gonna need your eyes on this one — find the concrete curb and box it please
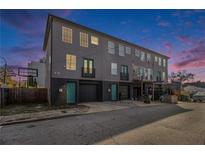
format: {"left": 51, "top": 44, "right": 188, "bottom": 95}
{"left": 0, "top": 112, "right": 86, "bottom": 126}
{"left": 0, "top": 102, "right": 166, "bottom": 126}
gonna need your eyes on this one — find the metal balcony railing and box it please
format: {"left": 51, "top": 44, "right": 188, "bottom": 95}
{"left": 81, "top": 67, "right": 95, "bottom": 78}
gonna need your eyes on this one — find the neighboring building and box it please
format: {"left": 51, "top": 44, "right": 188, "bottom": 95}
{"left": 43, "top": 14, "right": 169, "bottom": 105}
{"left": 27, "top": 58, "right": 46, "bottom": 88}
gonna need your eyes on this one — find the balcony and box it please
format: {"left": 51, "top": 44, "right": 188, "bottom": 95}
{"left": 81, "top": 67, "right": 95, "bottom": 78}
{"left": 120, "top": 72, "right": 129, "bottom": 81}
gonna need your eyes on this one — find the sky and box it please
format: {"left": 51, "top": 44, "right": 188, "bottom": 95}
{"left": 0, "top": 9, "right": 205, "bottom": 81}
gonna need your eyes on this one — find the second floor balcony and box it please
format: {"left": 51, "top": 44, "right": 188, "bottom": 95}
{"left": 81, "top": 67, "right": 95, "bottom": 78}
{"left": 120, "top": 72, "right": 129, "bottom": 81}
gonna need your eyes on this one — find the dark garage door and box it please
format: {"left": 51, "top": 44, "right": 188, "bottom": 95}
{"left": 119, "top": 85, "right": 129, "bottom": 100}
{"left": 79, "top": 84, "right": 98, "bottom": 102}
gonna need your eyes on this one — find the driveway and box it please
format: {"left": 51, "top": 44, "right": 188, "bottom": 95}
{"left": 0, "top": 102, "right": 204, "bottom": 144}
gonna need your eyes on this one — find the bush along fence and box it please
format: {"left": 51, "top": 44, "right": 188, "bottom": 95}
{"left": 0, "top": 88, "right": 48, "bottom": 108}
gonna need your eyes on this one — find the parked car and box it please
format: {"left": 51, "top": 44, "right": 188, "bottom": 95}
{"left": 192, "top": 92, "right": 205, "bottom": 102}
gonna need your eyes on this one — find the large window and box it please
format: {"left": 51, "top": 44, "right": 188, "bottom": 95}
{"left": 144, "top": 68, "right": 148, "bottom": 80}
{"left": 158, "top": 57, "right": 162, "bottom": 66}
{"left": 66, "top": 54, "right": 76, "bottom": 70}
{"left": 147, "top": 53, "right": 151, "bottom": 62}
{"left": 148, "top": 68, "right": 153, "bottom": 80}
{"left": 91, "top": 36, "right": 98, "bottom": 45}
{"left": 83, "top": 59, "right": 93, "bottom": 74}
{"left": 108, "top": 41, "right": 115, "bottom": 54}
{"left": 155, "top": 56, "right": 158, "bottom": 62}
{"left": 125, "top": 47, "right": 131, "bottom": 54}
{"left": 140, "top": 67, "right": 144, "bottom": 80}
{"left": 119, "top": 44, "right": 125, "bottom": 56}
{"left": 80, "top": 32, "right": 88, "bottom": 47}
{"left": 140, "top": 51, "right": 145, "bottom": 61}
{"left": 162, "top": 72, "right": 166, "bottom": 81}
{"left": 111, "top": 63, "right": 117, "bottom": 75}
{"left": 121, "top": 65, "right": 128, "bottom": 74}
{"left": 135, "top": 49, "right": 140, "bottom": 57}
{"left": 62, "top": 27, "right": 72, "bottom": 43}
{"left": 163, "top": 59, "right": 166, "bottom": 67}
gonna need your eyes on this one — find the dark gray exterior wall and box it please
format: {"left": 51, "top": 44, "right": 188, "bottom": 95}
{"left": 44, "top": 17, "right": 169, "bottom": 105}
{"left": 45, "top": 28, "right": 51, "bottom": 105}
{"left": 50, "top": 18, "right": 168, "bottom": 82}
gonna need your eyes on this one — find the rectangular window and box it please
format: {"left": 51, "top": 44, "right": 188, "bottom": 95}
{"left": 157, "top": 71, "right": 162, "bottom": 81}
{"left": 140, "top": 67, "right": 144, "bottom": 80}
{"left": 144, "top": 68, "right": 148, "bottom": 80}
{"left": 119, "top": 44, "right": 125, "bottom": 56}
{"left": 135, "top": 49, "right": 140, "bottom": 57}
{"left": 155, "top": 56, "right": 158, "bottom": 62}
{"left": 147, "top": 53, "right": 151, "bottom": 62}
{"left": 83, "top": 59, "right": 93, "bottom": 74}
{"left": 108, "top": 41, "right": 115, "bottom": 54}
{"left": 163, "top": 59, "right": 166, "bottom": 67}
{"left": 91, "top": 36, "right": 98, "bottom": 45}
{"left": 148, "top": 68, "right": 153, "bottom": 80}
{"left": 125, "top": 47, "right": 131, "bottom": 54}
{"left": 66, "top": 54, "right": 76, "bottom": 70}
{"left": 84, "top": 59, "right": 88, "bottom": 73}
{"left": 158, "top": 57, "right": 162, "bottom": 66}
{"left": 80, "top": 32, "right": 88, "bottom": 47}
{"left": 62, "top": 27, "right": 72, "bottom": 43}
{"left": 121, "top": 65, "right": 128, "bottom": 74}
{"left": 162, "top": 72, "right": 166, "bottom": 81}
{"left": 140, "top": 51, "right": 145, "bottom": 61}
{"left": 111, "top": 63, "right": 117, "bottom": 75}
{"left": 134, "top": 66, "right": 141, "bottom": 79}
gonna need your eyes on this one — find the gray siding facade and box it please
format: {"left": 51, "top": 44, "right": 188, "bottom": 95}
{"left": 43, "top": 15, "right": 169, "bottom": 105}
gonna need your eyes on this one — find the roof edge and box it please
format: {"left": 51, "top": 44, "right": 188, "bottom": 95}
{"left": 43, "top": 14, "right": 170, "bottom": 59}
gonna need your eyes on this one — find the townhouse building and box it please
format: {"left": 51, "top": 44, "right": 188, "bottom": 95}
{"left": 43, "top": 15, "right": 169, "bottom": 105}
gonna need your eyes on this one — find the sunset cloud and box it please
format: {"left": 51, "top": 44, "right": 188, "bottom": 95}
{"left": 174, "top": 38, "right": 205, "bottom": 69}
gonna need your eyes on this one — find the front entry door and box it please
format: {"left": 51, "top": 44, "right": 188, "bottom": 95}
{"left": 67, "top": 82, "right": 76, "bottom": 104}
{"left": 111, "top": 84, "right": 117, "bottom": 101}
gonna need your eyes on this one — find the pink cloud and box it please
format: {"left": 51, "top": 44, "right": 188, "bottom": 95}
{"left": 173, "top": 38, "right": 205, "bottom": 70}
{"left": 164, "top": 43, "right": 173, "bottom": 57}
{"left": 176, "top": 35, "right": 195, "bottom": 46}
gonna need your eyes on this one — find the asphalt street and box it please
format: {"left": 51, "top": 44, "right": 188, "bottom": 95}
{"left": 0, "top": 103, "right": 204, "bottom": 144}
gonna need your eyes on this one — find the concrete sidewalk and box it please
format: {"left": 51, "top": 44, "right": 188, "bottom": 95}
{"left": 0, "top": 101, "right": 164, "bottom": 126}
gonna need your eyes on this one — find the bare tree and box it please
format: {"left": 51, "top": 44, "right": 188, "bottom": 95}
{"left": 169, "top": 70, "right": 195, "bottom": 83}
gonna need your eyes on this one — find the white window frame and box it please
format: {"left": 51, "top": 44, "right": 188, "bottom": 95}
{"left": 119, "top": 44, "right": 125, "bottom": 56}
{"left": 158, "top": 57, "right": 162, "bottom": 66}
{"left": 125, "top": 46, "right": 131, "bottom": 54}
{"left": 111, "top": 63, "right": 117, "bottom": 75}
{"left": 66, "top": 54, "right": 76, "bottom": 71}
{"left": 147, "top": 53, "right": 151, "bottom": 62}
{"left": 140, "top": 51, "right": 145, "bottom": 61}
{"left": 163, "top": 59, "right": 166, "bottom": 67}
{"left": 155, "top": 56, "right": 158, "bottom": 62}
{"left": 108, "top": 41, "right": 115, "bottom": 54}
{"left": 80, "top": 32, "right": 88, "bottom": 47}
{"left": 62, "top": 26, "right": 72, "bottom": 44}
{"left": 162, "top": 72, "right": 166, "bottom": 81}
{"left": 91, "top": 36, "right": 99, "bottom": 45}
{"left": 135, "top": 49, "right": 140, "bottom": 57}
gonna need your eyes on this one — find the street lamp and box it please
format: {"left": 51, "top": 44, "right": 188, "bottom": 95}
{"left": 0, "top": 56, "right": 7, "bottom": 85}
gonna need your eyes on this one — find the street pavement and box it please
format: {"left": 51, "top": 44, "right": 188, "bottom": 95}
{"left": 0, "top": 103, "right": 204, "bottom": 144}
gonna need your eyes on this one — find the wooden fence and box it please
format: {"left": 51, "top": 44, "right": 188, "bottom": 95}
{"left": 0, "top": 88, "right": 48, "bottom": 107}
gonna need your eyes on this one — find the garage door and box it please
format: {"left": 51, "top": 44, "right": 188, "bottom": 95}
{"left": 79, "top": 84, "right": 98, "bottom": 102}
{"left": 119, "top": 85, "right": 129, "bottom": 100}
